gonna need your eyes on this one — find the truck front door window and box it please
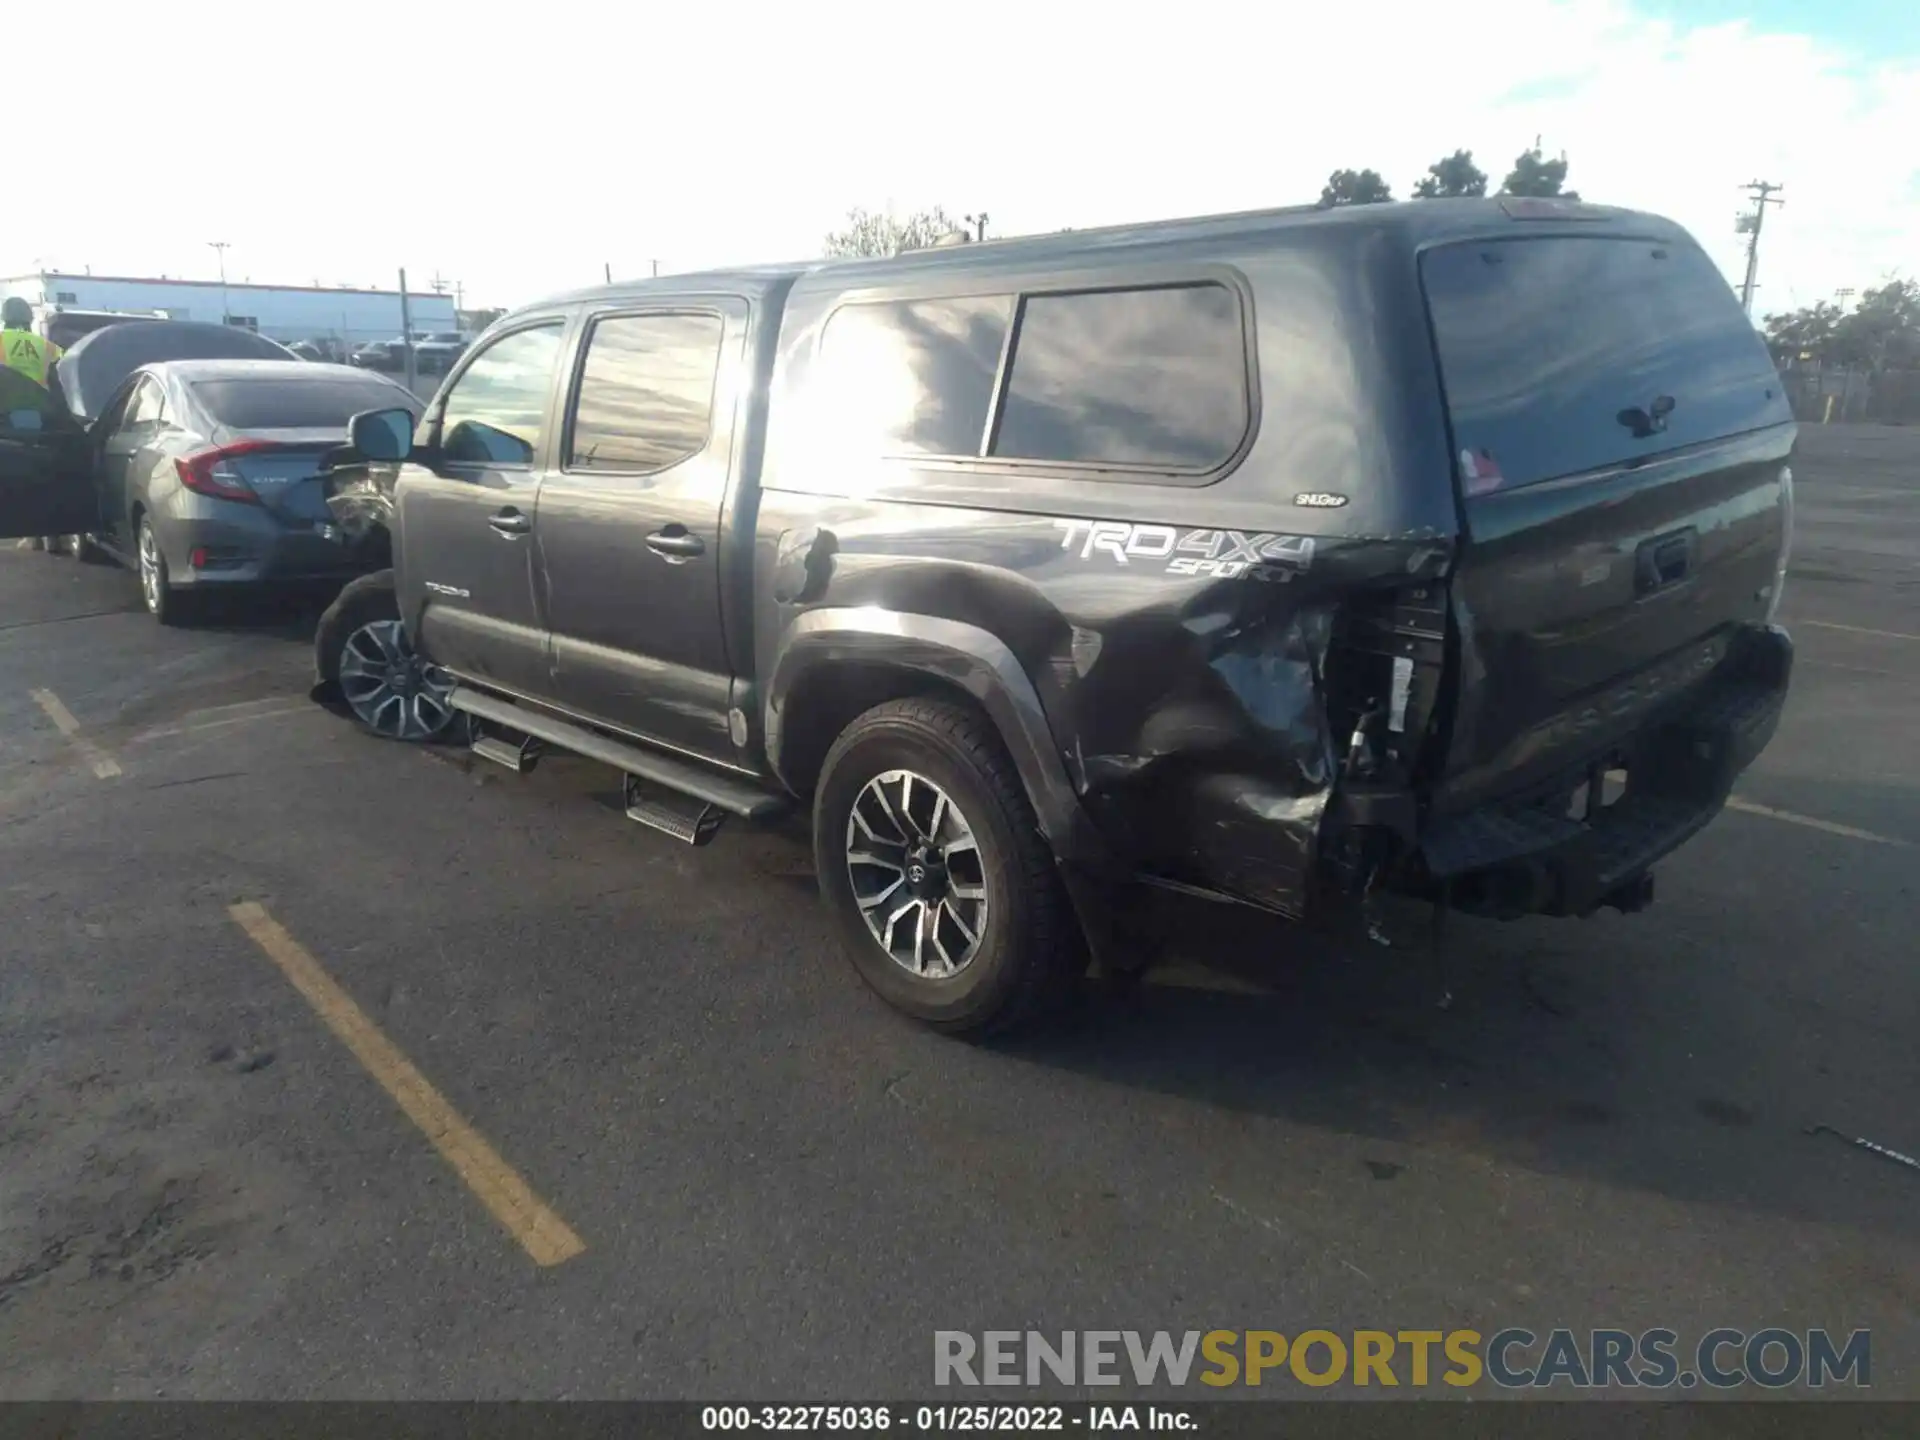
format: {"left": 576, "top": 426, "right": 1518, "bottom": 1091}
{"left": 440, "top": 325, "right": 563, "bottom": 467}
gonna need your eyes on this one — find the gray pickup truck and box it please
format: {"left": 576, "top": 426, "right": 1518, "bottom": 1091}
{"left": 301, "top": 197, "right": 1795, "bottom": 1035}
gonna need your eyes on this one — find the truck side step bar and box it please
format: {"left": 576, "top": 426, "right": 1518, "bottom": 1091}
{"left": 624, "top": 775, "right": 726, "bottom": 846}
{"left": 470, "top": 729, "right": 546, "bottom": 774}
{"left": 446, "top": 686, "right": 788, "bottom": 821}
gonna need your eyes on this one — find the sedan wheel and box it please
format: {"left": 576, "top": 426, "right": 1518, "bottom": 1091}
{"left": 337, "top": 618, "right": 455, "bottom": 741}
{"left": 135, "top": 517, "right": 186, "bottom": 624}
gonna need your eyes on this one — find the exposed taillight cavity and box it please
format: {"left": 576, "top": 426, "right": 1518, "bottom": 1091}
{"left": 175, "top": 441, "right": 275, "bottom": 504}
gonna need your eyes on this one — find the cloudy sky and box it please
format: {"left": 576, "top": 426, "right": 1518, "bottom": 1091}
{"left": 11, "top": 0, "right": 1915, "bottom": 313}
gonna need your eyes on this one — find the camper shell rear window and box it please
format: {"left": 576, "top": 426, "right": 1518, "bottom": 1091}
{"left": 1421, "top": 236, "right": 1790, "bottom": 494}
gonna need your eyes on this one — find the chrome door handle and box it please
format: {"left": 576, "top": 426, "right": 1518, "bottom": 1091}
{"left": 488, "top": 509, "right": 532, "bottom": 536}
{"left": 645, "top": 529, "right": 705, "bottom": 559}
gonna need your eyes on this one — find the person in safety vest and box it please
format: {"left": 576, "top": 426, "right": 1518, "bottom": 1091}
{"left": 3, "top": 297, "right": 70, "bottom": 552}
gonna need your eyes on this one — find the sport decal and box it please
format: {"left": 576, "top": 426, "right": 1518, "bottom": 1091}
{"left": 1053, "top": 520, "right": 1315, "bottom": 582}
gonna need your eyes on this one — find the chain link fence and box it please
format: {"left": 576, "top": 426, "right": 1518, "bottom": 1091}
{"left": 1779, "top": 362, "right": 1920, "bottom": 426}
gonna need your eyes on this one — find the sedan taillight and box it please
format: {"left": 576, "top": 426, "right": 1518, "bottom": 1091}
{"left": 175, "top": 441, "right": 276, "bottom": 504}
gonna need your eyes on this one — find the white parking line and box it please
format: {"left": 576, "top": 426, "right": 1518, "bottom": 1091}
{"left": 1726, "top": 796, "right": 1910, "bottom": 848}
{"left": 28, "top": 688, "right": 122, "bottom": 779}
{"left": 1800, "top": 619, "right": 1920, "bottom": 643}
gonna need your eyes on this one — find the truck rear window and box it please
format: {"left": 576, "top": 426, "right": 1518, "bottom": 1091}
{"left": 1421, "top": 237, "right": 1789, "bottom": 494}
{"left": 193, "top": 377, "right": 418, "bottom": 431}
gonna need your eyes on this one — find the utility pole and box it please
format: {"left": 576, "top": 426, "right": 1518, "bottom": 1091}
{"left": 652, "top": 259, "right": 660, "bottom": 278}
{"left": 208, "top": 241, "right": 231, "bottom": 324}
{"left": 1834, "top": 287, "right": 1855, "bottom": 309}
{"left": 966, "top": 212, "right": 989, "bottom": 243}
{"left": 605, "top": 262, "right": 612, "bottom": 284}
{"left": 397, "top": 268, "right": 418, "bottom": 396}
{"left": 1735, "top": 181, "right": 1783, "bottom": 315}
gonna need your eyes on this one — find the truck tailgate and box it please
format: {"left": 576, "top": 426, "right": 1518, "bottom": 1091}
{"left": 1419, "top": 231, "right": 1796, "bottom": 818}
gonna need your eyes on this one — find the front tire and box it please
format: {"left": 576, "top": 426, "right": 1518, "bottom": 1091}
{"left": 314, "top": 571, "right": 456, "bottom": 742}
{"left": 813, "top": 697, "right": 1084, "bottom": 1036}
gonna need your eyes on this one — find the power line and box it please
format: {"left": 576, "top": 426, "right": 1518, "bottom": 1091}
{"left": 1734, "top": 180, "right": 1783, "bottom": 315}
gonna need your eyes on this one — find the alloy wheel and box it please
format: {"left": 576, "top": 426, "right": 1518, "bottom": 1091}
{"left": 137, "top": 522, "right": 162, "bottom": 613}
{"left": 338, "top": 618, "right": 455, "bottom": 740}
{"left": 844, "top": 769, "right": 988, "bottom": 979}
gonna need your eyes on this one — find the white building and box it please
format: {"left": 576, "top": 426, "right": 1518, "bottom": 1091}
{"left": 0, "top": 272, "right": 459, "bottom": 348}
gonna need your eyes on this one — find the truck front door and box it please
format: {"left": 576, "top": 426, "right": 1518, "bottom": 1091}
{"left": 393, "top": 320, "right": 568, "bottom": 698}
{"left": 535, "top": 302, "right": 743, "bottom": 763}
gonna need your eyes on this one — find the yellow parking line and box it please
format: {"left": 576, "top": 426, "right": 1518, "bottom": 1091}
{"left": 29, "top": 688, "right": 122, "bottom": 779}
{"left": 1726, "top": 796, "right": 1911, "bottom": 848}
{"left": 227, "top": 901, "right": 586, "bottom": 1267}
{"left": 1800, "top": 619, "right": 1920, "bottom": 643}
{"left": 130, "top": 702, "right": 311, "bottom": 745}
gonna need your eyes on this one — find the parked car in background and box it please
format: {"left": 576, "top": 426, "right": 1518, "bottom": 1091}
{"left": 284, "top": 340, "right": 324, "bottom": 361}
{"left": 0, "top": 319, "right": 420, "bottom": 623}
{"left": 413, "top": 336, "right": 467, "bottom": 374}
{"left": 349, "top": 340, "right": 406, "bottom": 372}
{"left": 304, "top": 197, "right": 1795, "bottom": 1035}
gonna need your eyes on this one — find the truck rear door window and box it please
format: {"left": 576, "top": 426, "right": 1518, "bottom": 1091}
{"left": 991, "top": 283, "right": 1248, "bottom": 471}
{"left": 567, "top": 312, "right": 725, "bottom": 473}
{"left": 1421, "top": 237, "right": 1788, "bottom": 493}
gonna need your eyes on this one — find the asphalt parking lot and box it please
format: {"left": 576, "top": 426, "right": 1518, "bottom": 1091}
{"left": 1, "top": 425, "right": 1915, "bottom": 1404}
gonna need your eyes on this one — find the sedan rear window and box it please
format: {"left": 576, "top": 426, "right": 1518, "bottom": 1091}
{"left": 192, "top": 377, "right": 419, "bottom": 430}
{"left": 1421, "top": 236, "right": 1789, "bottom": 494}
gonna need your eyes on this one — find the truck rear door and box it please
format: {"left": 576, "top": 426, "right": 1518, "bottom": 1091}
{"left": 1420, "top": 230, "right": 1795, "bottom": 816}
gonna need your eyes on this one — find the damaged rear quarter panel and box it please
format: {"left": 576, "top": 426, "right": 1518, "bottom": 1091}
{"left": 754, "top": 228, "right": 1461, "bottom": 916}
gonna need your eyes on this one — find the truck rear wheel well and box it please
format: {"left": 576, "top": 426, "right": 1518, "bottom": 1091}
{"left": 779, "top": 662, "right": 990, "bottom": 798}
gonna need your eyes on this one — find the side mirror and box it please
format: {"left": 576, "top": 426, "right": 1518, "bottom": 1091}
{"left": 350, "top": 407, "right": 416, "bottom": 462}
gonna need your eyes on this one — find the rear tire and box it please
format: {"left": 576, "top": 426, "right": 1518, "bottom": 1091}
{"left": 813, "top": 697, "right": 1084, "bottom": 1036}
{"left": 136, "top": 515, "right": 191, "bottom": 626}
{"left": 314, "top": 570, "right": 456, "bottom": 742}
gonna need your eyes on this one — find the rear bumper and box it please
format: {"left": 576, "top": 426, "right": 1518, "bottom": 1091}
{"left": 153, "top": 503, "right": 386, "bottom": 588}
{"left": 1416, "top": 624, "right": 1791, "bottom": 917}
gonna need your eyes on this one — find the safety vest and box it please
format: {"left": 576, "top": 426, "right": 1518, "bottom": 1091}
{"left": 2, "top": 328, "right": 61, "bottom": 387}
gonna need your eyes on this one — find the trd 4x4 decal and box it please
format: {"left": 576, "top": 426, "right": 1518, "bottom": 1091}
{"left": 1053, "top": 520, "right": 1315, "bottom": 582}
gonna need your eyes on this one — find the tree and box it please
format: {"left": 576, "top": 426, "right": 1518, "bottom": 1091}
{"left": 1413, "top": 150, "right": 1489, "bottom": 199}
{"left": 1762, "top": 301, "right": 1842, "bottom": 366}
{"left": 1500, "top": 144, "right": 1579, "bottom": 200}
{"left": 1834, "top": 280, "right": 1920, "bottom": 372}
{"left": 1762, "top": 282, "right": 1920, "bottom": 372}
{"left": 1317, "top": 168, "right": 1394, "bottom": 208}
{"left": 823, "top": 205, "right": 966, "bottom": 258}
